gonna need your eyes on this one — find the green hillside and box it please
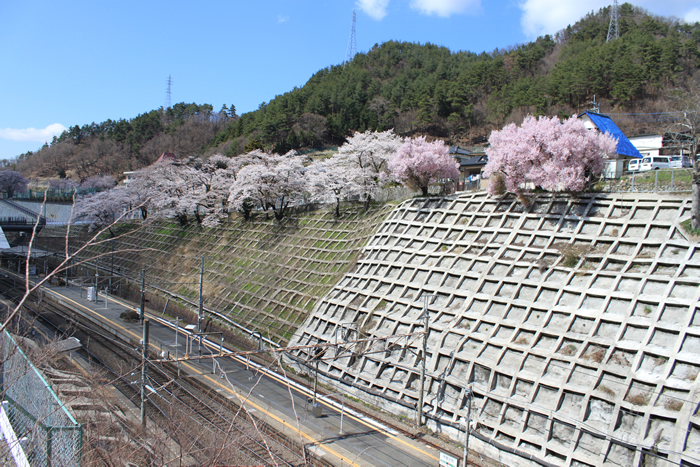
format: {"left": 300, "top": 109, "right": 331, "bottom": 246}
{"left": 14, "top": 3, "right": 700, "bottom": 179}
{"left": 41, "top": 205, "right": 392, "bottom": 344}
{"left": 211, "top": 3, "right": 700, "bottom": 154}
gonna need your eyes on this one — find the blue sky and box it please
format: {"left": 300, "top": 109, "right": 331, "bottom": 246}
{"left": 1, "top": 0, "right": 699, "bottom": 160}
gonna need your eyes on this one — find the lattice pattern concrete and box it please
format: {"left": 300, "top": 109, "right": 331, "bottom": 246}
{"left": 291, "top": 192, "right": 700, "bottom": 467}
{"left": 47, "top": 206, "right": 392, "bottom": 344}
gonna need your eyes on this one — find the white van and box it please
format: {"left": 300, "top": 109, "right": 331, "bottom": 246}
{"left": 669, "top": 155, "right": 691, "bottom": 168}
{"left": 628, "top": 159, "right": 640, "bottom": 172}
{"left": 640, "top": 156, "right": 671, "bottom": 171}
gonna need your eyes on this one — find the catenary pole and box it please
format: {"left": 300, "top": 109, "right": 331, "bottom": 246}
{"left": 141, "top": 319, "right": 150, "bottom": 429}
{"left": 417, "top": 293, "right": 434, "bottom": 426}
{"left": 198, "top": 256, "right": 204, "bottom": 333}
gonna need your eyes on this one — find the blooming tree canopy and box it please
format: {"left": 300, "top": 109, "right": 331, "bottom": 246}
{"left": 388, "top": 137, "right": 459, "bottom": 196}
{"left": 333, "top": 130, "right": 403, "bottom": 205}
{"left": 228, "top": 150, "right": 306, "bottom": 221}
{"left": 0, "top": 171, "right": 29, "bottom": 197}
{"left": 74, "top": 186, "right": 131, "bottom": 235}
{"left": 306, "top": 158, "right": 361, "bottom": 217}
{"left": 483, "top": 115, "right": 618, "bottom": 196}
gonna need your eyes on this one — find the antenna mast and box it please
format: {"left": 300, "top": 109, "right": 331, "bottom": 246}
{"left": 165, "top": 75, "right": 172, "bottom": 110}
{"left": 344, "top": 10, "right": 356, "bottom": 66}
{"left": 607, "top": 0, "right": 619, "bottom": 42}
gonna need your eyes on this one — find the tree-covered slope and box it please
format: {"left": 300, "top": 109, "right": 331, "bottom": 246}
{"left": 14, "top": 3, "right": 700, "bottom": 179}
{"left": 213, "top": 3, "right": 699, "bottom": 154}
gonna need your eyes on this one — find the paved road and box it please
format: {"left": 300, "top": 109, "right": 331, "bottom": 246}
{"left": 39, "top": 283, "right": 440, "bottom": 467}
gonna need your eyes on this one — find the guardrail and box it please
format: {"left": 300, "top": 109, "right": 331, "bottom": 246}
{"left": 601, "top": 168, "right": 694, "bottom": 193}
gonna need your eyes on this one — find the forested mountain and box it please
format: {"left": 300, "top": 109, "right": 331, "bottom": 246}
{"left": 15, "top": 103, "right": 232, "bottom": 178}
{"left": 214, "top": 3, "right": 699, "bottom": 155}
{"left": 14, "top": 3, "right": 700, "bottom": 179}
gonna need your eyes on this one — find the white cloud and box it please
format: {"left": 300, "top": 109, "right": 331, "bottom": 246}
{"left": 0, "top": 123, "right": 67, "bottom": 143}
{"left": 519, "top": 0, "right": 700, "bottom": 39}
{"left": 277, "top": 14, "right": 289, "bottom": 23}
{"left": 685, "top": 7, "right": 700, "bottom": 23}
{"left": 410, "top": 0, "right": 481, "bottom": 17}
{"left": 357, "top": 0, "right": 390, "bottom": 21}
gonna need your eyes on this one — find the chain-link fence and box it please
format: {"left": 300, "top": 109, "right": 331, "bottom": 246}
{"left": 1, "top": 331, "right": 82, "bottom": 466}
{"left": 601, "top": 168, "right": 694, "bottom": 193}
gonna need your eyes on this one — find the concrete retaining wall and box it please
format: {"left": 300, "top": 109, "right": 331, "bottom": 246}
{"left": 291, "top": 192, "right": 700, "bottom": 467}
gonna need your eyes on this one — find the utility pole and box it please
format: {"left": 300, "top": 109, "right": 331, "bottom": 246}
{"left": 141, "top": 319, "right": 150, "bottom": 429}
{"left": 463, "top": 385, "right": 472, "bottom": 467}
{"left": 109, "top": 237, "right": 114, "bottom": 293}
{"left": 140, "top": 269, "right": 146, "bottom": 325}
{"left": 417, "top": 293, "right": 435, "bottom": 426}
{"left": 198, "top": 256, "right": 204, "bottom": 333}
{"left": 311, "top": 347, "right": 324, "bottom": 417}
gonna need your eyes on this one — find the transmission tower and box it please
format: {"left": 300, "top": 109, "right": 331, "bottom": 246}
{"left": 344, "top": 10, "right": 356, "bottom": 66}
{"left": 607, "top": 0, "right": 619, "bottom": 42}
{"left": 165, "top": 75, "right": 172, "bottom": 110}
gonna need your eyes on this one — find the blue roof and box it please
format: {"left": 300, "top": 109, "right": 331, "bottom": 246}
{"left": 579, "top": 111, "right": 643, "bottom": 158}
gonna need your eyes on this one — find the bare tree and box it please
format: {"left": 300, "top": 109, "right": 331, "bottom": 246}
{"left": 666, "top": 89, "right": 700, "bottom": 229}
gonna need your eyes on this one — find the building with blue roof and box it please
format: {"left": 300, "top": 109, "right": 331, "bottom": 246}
{"left": 579, "top": 111, "right": 643, "bottom": 178}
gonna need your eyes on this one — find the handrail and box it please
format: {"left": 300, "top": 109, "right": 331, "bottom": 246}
{"left": 0, "top": 199, "right": 47, "bottom": 225}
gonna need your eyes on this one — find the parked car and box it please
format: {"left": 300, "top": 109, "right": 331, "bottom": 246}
{"left": 628, "top": 159, "right": 640, "bottom": 172}
{"left": 669, "top": 155, "right": 692, "bottom": 168}
{"left": 639, "top": 156, "right": 671, "bottom": 171}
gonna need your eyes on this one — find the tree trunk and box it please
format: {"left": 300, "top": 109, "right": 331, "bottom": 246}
{"left": 335, "top": 198, "right": 340, "bottom": 218}
{"left": 421, "top": 186, "right": 429, "bottom": 197}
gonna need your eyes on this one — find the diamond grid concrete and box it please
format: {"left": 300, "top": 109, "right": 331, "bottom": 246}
{"left": 291, "top": 193, "right": 700, "bottom": 467}
{"left": 57, "top": 205, "right": 392, "bottom": 344}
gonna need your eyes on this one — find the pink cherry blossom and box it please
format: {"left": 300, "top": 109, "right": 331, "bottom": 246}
{"left": 483, "top": 115, "right": 618, "bottom": 196}
{"left": 388, "top": 137, "right": 459, "bottom": 196}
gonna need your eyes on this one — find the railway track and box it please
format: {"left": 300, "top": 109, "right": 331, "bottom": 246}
{"left": 0, "top": 277, "right": 311, "bottom": 466}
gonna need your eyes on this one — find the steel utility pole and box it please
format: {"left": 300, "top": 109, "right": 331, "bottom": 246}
{"left": 198, "top": 256, "right": 204, "bottom": 333}
{"left": 141, "top": 319, "right": 150, "bottom": 429}
{"left": 463, "top": 385, "right": 472, "bottom": 467}
{"left": 417, "top": 293, "right": 435, "bottom": 426}
{"left": 140, "top": 269, "right": 146, "bottom": 325}
{"left": 109, "top": 238, "right": 114, "bottom": 293}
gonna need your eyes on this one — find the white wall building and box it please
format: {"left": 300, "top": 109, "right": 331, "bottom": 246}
{"left": 629, "top": 134, "right": 663, "bottom": 157}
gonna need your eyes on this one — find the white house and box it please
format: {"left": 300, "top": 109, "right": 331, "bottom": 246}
{"left": 629, "top": 134, "right": 663, "bottom": 157}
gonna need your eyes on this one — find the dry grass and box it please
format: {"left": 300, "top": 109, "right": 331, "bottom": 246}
{"left": 583, "top": 346, "right": 606, "bottom": 363}
{"left": 664, "top": 399, "right": 683, "bottom": 411}
{"left": 627, "top": 393, "right": 650, "bottom": 406}
{"left": 559, "top": 344, "right": 577, "bottom": 356}
{"left": 597, "top": 385, "right": 616, "bottom": 398}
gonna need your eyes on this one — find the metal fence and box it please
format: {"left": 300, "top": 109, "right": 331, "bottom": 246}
{"left": 9, "top": 187, "right": 97, "bottom": 200}
{"left": 601, "top": 168, "right": 694, "bottom": 193}
{"left": 1, "top": 331, "right": 82, "bottom": 466}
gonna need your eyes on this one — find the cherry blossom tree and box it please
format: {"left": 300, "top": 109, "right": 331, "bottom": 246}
{"left": 0, "top": 170, "right": 29, "bottom": 197}
{"left": 331, "top": 130, "right": 403, "bottom": 208}
{"left": 483, "top": 115, "right": 618, "bottom": 198}
{"left": 80, "top": 175, "right": 116, "bottom": 190}
{"left": 306, "top": 159, "right": 361, "bottom": 217}
{"left": 228, "top": 150, "right": 306, "bottom": 221}
{"left": 74, "top": 186, "right": 132, "bottom": 235}
{"left": 388, "top": 137, "right": 459, "bottom": 196}
{"left": 146, "top": 161, "right": 199, "bottom": 226}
